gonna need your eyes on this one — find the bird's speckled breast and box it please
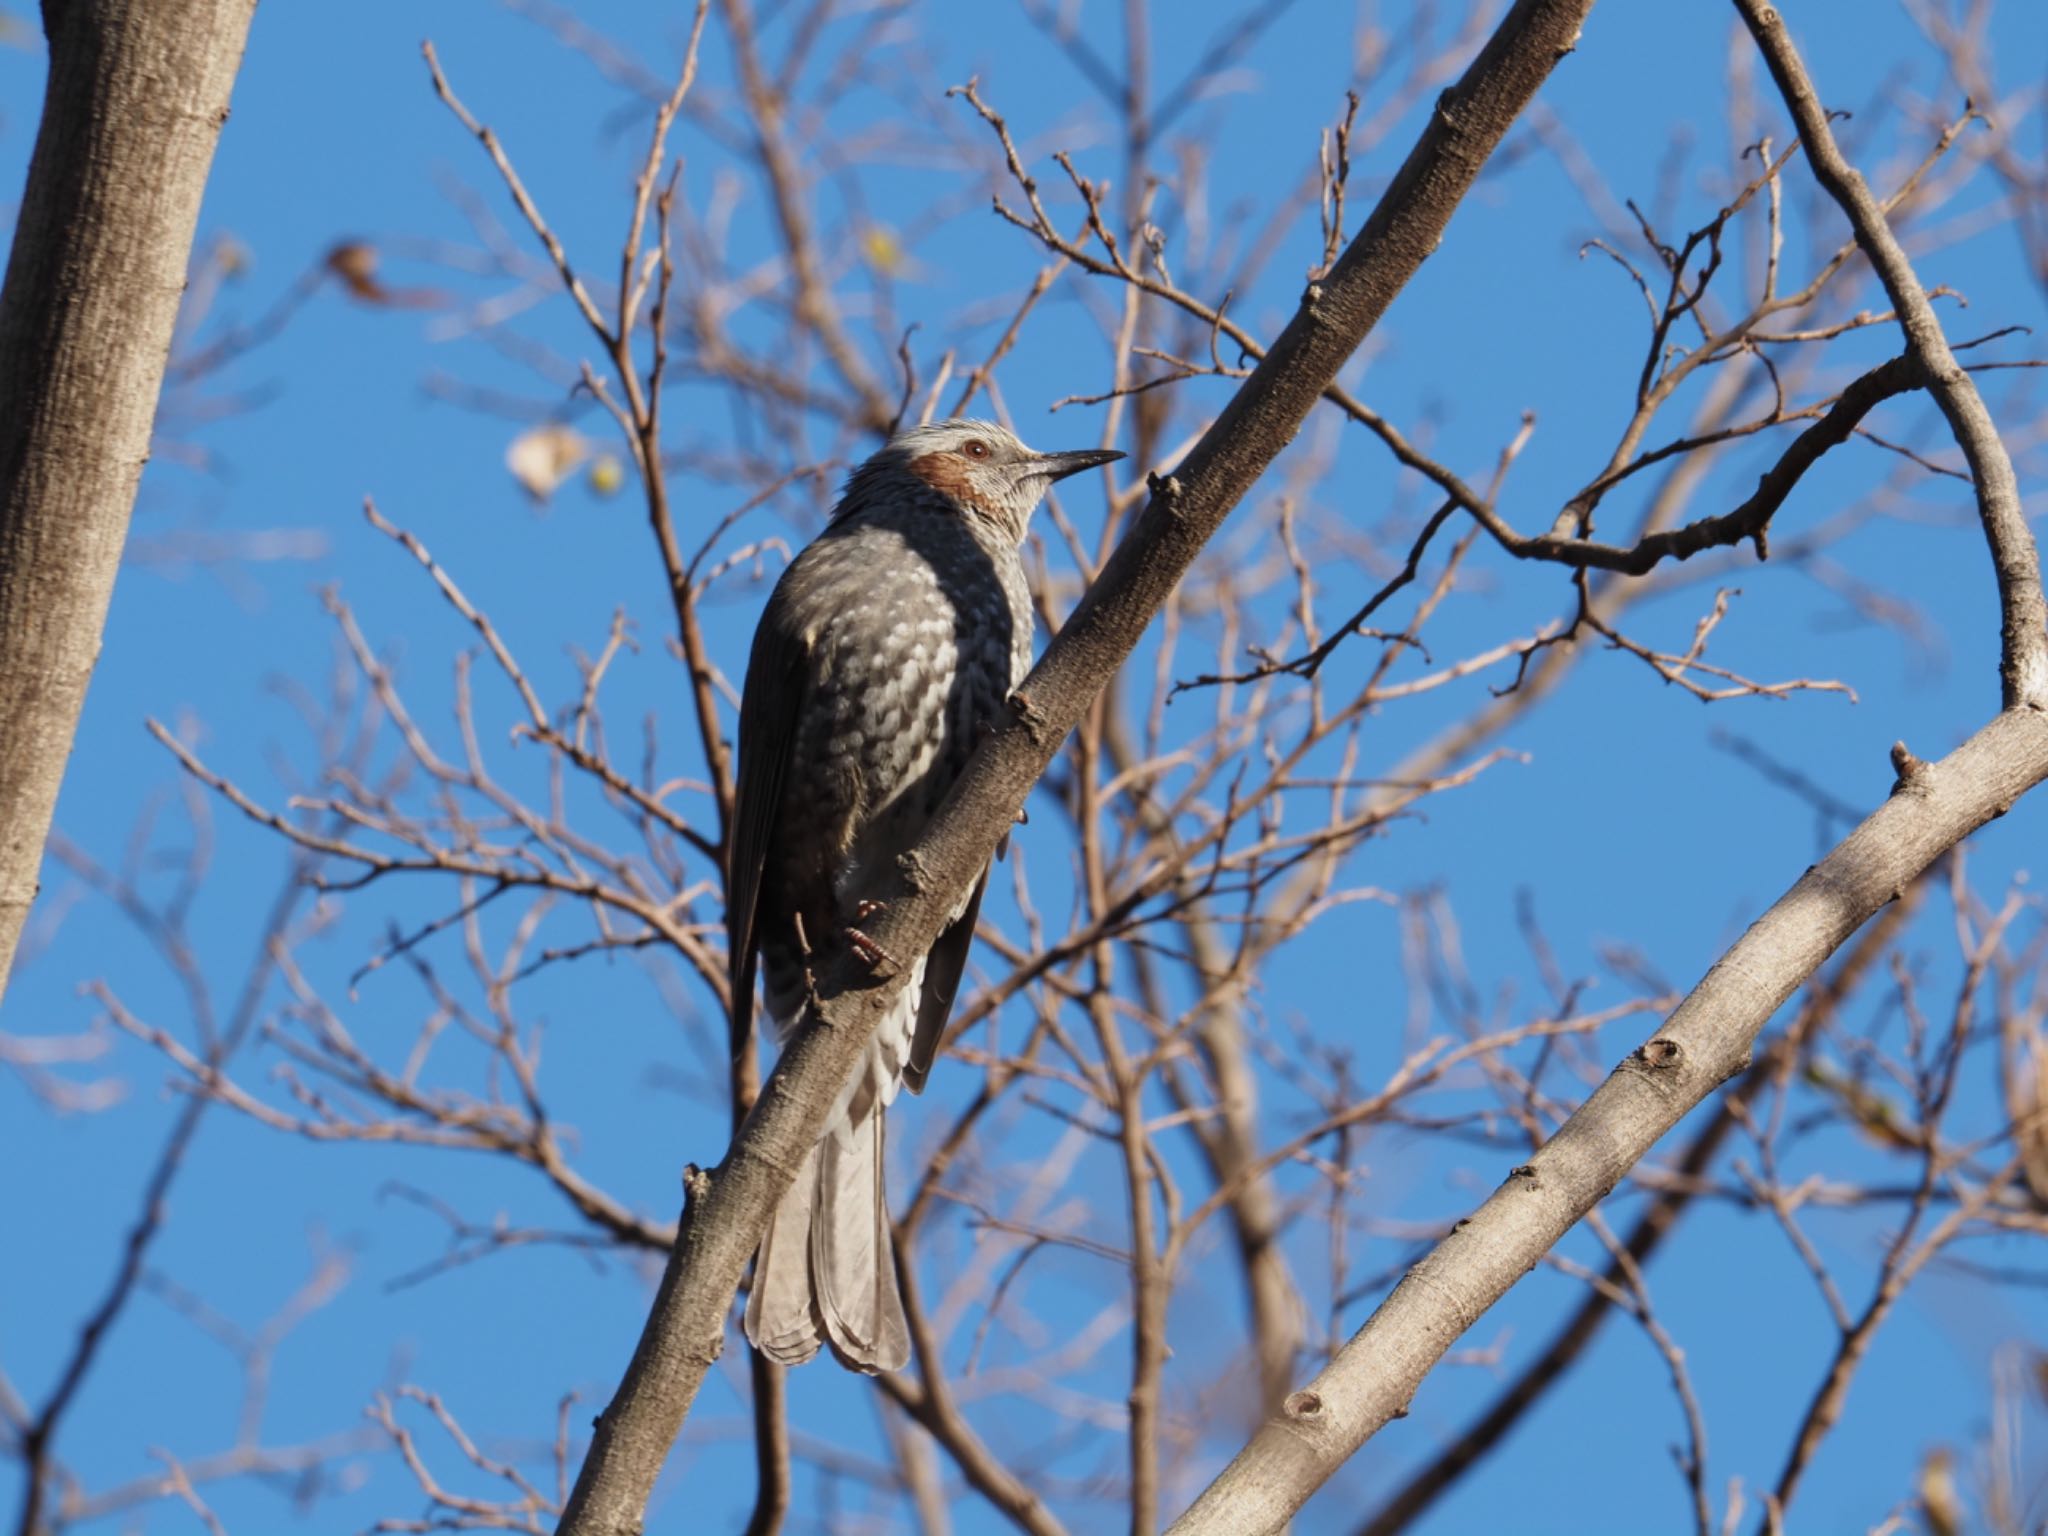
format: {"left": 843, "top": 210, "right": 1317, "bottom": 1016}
{"left": 768, "top": 500, "right": 1031, "bottom": 934}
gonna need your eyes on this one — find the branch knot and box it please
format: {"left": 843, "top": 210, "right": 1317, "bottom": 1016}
{"left": 1888, "top": 740, "right": 1933, "bottom": 797}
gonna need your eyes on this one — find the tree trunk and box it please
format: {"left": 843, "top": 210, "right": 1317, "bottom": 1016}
{"left": 0, "top": 0, "right": 258, "bottom": 1006}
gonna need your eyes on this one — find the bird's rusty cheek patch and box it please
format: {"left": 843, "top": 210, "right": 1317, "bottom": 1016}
{"left": 906, "top": 452, "right": 987, "bottom": 513}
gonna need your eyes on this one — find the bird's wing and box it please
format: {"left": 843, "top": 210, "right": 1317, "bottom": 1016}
{"left": 902, "top": 863, "right": 989, "bottom": 1094}
{"left": 726, "top": 586, "right": 810, "bottom": 1053}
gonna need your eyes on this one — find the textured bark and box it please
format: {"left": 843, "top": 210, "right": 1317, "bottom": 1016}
{"left": 1352, "top": 891, "right": 1920, "bottom": 1536}
{"left": 554, "top": 2, "right": 1599, "bottom": 1531}
{"left": 0, "top": 0, "right": 257, "bottom": 1005}
{"left": 1169, "top": 713, "right": 2048, "bottom": 1536}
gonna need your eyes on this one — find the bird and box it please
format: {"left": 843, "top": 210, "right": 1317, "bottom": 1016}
{"left": 727, "top": 418, "right": 1122, "bottom": 1372}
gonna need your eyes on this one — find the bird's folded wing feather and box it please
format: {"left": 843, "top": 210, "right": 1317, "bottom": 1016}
{"left": 726, "top": 589, "right": 810, "bottom": 1051}
{"left": 903, "top": 864, "right": 989, "bottom": 1094}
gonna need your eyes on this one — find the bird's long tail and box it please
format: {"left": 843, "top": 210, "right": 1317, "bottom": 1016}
{"left": 744, "top": 1100, "right": 910, "bottom": 1373}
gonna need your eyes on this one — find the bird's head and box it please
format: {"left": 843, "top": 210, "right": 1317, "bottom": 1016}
{"left": 838, "top": 418, "right": 1124, "bottom": 544}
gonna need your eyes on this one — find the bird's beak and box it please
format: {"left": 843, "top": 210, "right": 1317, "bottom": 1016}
{"left": 1034, "top": 447, "right": 1126, "bottom": 483}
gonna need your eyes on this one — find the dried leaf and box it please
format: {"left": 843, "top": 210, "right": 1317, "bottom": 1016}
{"left": 326, "top": 241, "right": 390, "bottom": 303}
{"left": 506, "top": 424, "right": 590, "bottom": 503}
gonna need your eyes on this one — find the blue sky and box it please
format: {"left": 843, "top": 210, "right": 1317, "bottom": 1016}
{"left": 4, "top": 2, "right": 2048, "bottom": 1533}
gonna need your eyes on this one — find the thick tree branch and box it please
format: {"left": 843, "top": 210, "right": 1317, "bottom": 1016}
{"left": 1171, "top": 713, "right": 2048, "bottom": 1536}
{"left": 0, "top": 0, "right": 258, "bottom": 1005}
{"left": 1352, "top": 888, "right": 1920, "bottom": 1536}
{"left": 553, "top": 3, "right": 1600, "bottom": 1531}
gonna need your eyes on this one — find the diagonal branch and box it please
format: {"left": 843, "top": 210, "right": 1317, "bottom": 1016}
{"left": 1351, "top": 885, "right": 1922, "bottom": 1536}
{"left": 552, "top": 3, "right": 1603, "bottom": 1531}
{"left": 1171, "top": 722, "right": 2048, "bottom": 1536}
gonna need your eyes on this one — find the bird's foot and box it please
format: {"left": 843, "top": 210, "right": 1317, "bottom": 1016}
{"left": 844, "top": 924, "right": 898, "bottom": 973}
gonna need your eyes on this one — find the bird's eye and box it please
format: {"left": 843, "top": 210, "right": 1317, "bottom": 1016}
{"left": 961, "top": 439, "right": 991, "bottom": 460}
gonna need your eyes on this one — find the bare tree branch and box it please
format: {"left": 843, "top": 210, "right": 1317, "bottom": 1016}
{"left": 1732, "top": 0, "right": 2046, "bottom": 710}
{"left": 553, "top": 4, "right": 1602, "bottom": 1531}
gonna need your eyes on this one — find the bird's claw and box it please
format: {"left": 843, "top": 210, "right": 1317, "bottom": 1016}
{"left": 845, "top": 925, "right": 897, "bottom": 973}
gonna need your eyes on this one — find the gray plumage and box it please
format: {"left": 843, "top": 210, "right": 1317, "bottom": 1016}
{"left": 729, "top": 418, "right": 1122, "bottom": 1372}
